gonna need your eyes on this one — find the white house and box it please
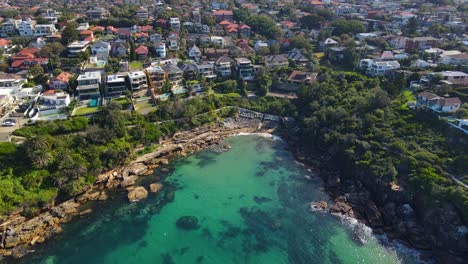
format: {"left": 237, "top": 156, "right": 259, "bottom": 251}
{"left": 169, "top": 17, "right": 181, "bottom": 30}
{"left": 128, "top": 71, "right": 148, "bottom": 91}
{"left": 360, "top": 59, "right": 400, "bottom": 76}
{"left": 90, "top": 41, "right": 111, "bottom": 62}
{"left": 76, "top": 71, "right": 102, "bottom": 100}
{"left": 34, "top": 24, "right": 57, "bottom": 36}
{"left": 210, "top": 36, "right": 225, "bottom": 47}
{"left": 417, "top": 91, "right": 462, "bottom": 113}
{"left": 154, "top": 42, "right": 166, "bottom": 58}
{"left": 188, "top": 45, "right": 202, "bottom": 61}
{"left": 18, "top": 19, "right": 36, "bottom": 37}
{"left": 254, "top": 40, "right": 268, "bottom": 52}
{"left": 37, "top": 91, "right": 71, "bottom": 116}
{"left": 67, "top": 41, "right": 90, "bottom": 57}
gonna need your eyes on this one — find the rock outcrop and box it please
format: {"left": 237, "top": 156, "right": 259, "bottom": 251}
{"left": 127, "top": 187, "right": 148, "bottom": 202}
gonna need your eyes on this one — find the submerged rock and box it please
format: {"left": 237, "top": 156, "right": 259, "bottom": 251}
{"left": 127, "top": 187, "right": 148, "bottom": 202}
{"left": 176, "top": 216, "right": 199, "bottom": 230}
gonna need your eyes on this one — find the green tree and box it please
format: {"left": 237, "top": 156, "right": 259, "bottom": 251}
{"left": 300, "top": 14, "right": 325, "bottom": 30}
{"left": 256, "top": 74, "right": 272, "bottom": 96}
{"left": 331, "top": 20, "right": 365, "bottom": 36}
{"left": 61, "top": 22, "right": 79, "bottom": 45}
{"left": 404, "top": 17, "right": 418, "bottom": 35}
{"left": 27, "top": 66, "right": 44, "bottom": 78}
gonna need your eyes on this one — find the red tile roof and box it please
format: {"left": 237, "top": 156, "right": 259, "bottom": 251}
{"left": 213, "top": 10, "right": 233, "bottom": 16}
{"left": 135, "top": 45, "right": 149, "bottom": 54}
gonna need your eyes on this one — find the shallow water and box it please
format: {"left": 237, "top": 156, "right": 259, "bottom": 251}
{"left": 20, "top": 136, "right": 419, "bottom": 264}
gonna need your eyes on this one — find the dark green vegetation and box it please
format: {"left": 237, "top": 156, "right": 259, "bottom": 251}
{"left": 295, "top": 70, "right": 468, "bottom": 220}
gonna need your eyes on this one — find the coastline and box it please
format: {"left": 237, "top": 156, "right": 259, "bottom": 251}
{"left": 0, "top": 120, "right": 261, "bottom": 259}
{"left": 0, "top": 119, "right": 445, "bottom": 262}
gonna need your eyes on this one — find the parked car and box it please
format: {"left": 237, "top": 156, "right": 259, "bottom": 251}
{"left": 2, "top": 119, "right": 16, "bottom": 127}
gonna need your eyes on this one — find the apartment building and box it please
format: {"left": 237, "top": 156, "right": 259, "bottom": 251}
{"left": 235, "top": 58, "right": 253, "bottom": 80}
{"left": 146, "top": 65, "right": 166, "bottom": 90}
{"left": 34, "top": 24, "right": 57, "bottom": 36}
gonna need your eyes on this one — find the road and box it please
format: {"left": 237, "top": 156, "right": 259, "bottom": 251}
{"left": 0, "top": 117, "right": 28, "bottom": 142}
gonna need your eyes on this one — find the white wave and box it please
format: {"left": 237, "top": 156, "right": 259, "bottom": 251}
{"left": 235, "top": 132, "right": 283, "bottom": 141}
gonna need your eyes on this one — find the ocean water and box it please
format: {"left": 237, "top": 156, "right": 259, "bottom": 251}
{"left": 20, "top": 135, "right": 419, "bottom": 264}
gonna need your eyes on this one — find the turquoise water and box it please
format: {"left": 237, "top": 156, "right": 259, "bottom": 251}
{"left": 20, "top": 136, "right": 418, "bottom": 264}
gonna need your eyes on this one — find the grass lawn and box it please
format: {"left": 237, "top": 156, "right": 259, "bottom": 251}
{"left": 74, "top": 106, "right": 100, "bottom": 116}
{"left": 112, "top": 97, "right": 131, "bottom": 105}
{"left": 129, "top": 61, "right": 143, "bottom": 70}
{"left": 314, "top": 52, "right": 325, "bottom": 60}
{"left": 400, "top": 90, "right": 415, "bottom": 110}
{"left": 135, "top": 100, "right": 157, "bottom": 114}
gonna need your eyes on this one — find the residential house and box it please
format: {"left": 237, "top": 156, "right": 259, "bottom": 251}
{"left": 77, "top": 23, "right": 90, "bottom": 31}
{"left": 405, "top": 37, "right": 440, "bottom": 52}
{"left": 204, "top": 48, "right": 229, "bottom": 60}
{"left": 235, "top": 58, "right": 254, "bottom": 81}
{"left": 105, "top": 74, "right": 129, "bottom": 98}
{"left": 167, "top": 37, "right": 179, "bottom": 51}
{"left": 67, "top": 41, "right": 90, "bottom": 57}
{"left": 49, "top": 72, "right": 74, "bottom": 90}
{"left": 135, "top": 45, "right": 149, "bottom": 60}
{"left": 79, "top": 30, "right": 94, "bottom": 41}
{"left": 421, "top": 71, "right": 468, "bottom": 87}
{"left": 10, "top": 48, "right": 48, "bottom": 72}
{"left": 180, "top": 63, "right": 198, "bottom": 81}
{"left": 154, "top": 42, "right": 167, "bottom": 58}
{"left": 34, "top": 24, "right": 56, "bottom": 36}
{"left": 0, "top": 19, "right": 19, "bottom": 37}
{"left": 188, "top": 45, "right": 202, "bottom": 61}
{"left": 213, "top": 10, "right": 233, "bottom": 22}
{"left": 86, "top": 7, "right": 109, "bottom": 20}
{"left": 146, "top": 65, "right": 166, "bottom": 90}
{"left": 76, "top": 71, "right": 102, "bottom": 100}
{"left": 360, "top": 59, "right": 400, "bottom": 76}
{"left": 211, "top": 36, "right": 225, "bottom": 47}
{"left": 0, "top": 38, "right": 12, "bottom": 51}
{"left": 389, "top": 36, "right": 408, "bottom": 49}
{"left": 37, "top": 90, "right": 71, "bottom": 116}
{"left": 135, "top": 32, "right": 149, "bottom": 43}
{"left": 320, "top": 38, "right": 339, "bottom": 50}
{"left": 254, "top": 40, "right": 268, "bottom": 52}
{"left": 169, "top": 17, "right": 181, "bottom": 31}
{"left": 136, "top": 8, "right": 149, "bottom": 21}
{"left": 215, "top": 55, "right": 233, "bottom": 78}
{"left": 163, "top": 63, "right": 183, "bottom": 88}
{"left": 150, "top": 33, "right": 163, "bottom": 43}
{"left": 417, "top": 91, "right": 462, "bottom": 113}
{"left": 195, "top": 62, "right": 216, "bottom": 80}
{"left": 18, "top": 19, "right": 36, "bottom": 37}
{"left": 265, "top": 55, "right": 289, "bottom": 69}
{"left": 128, "top": 71, "right": 148, "bottom": 91}
{"left": 287, "top": 70, "right": 318, "bottom": 86}
{"left": 42, "top": 10, "right": 59, "bottom": 24}
{"left": 118, "top": 29, "right": 132, "bottom": 40}
{"left": 440, "top": 53, "right": 468, "bottom": 66}
{"left": 111, "top": 39, "right": 129, "bottom": 57}
{"left": 238, "top": 24, "right": 251, "bottom": 38}
{"left": 90, "top": 41, "right": 111, "bottom": 62}
{"left": 287, "top": 48, "right": 309, "bottom": 66}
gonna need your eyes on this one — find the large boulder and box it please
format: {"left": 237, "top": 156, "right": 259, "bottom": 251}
{"left": 120, "top": 175, "right": 138, "bottom": 188}
{"left": 127, "top": 187, "right": 148, "bottom": 202}
{"left": 149, "top": 183, "right": 163, "bottom": 193}
{"left": 176, "top": 216, "right": 199, "bottom": 230}
{"left": 51, "top": 200, "right": 80, "bottom": 219}
{"left": 127, "top": 163, "right": 148, "bottom": 176}
{"left": 330, "top": 202, "right": 353, "bottom": 215}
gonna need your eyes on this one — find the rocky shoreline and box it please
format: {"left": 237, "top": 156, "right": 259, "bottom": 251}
{"left": 0, "top": 121, "right": 260, "bottom": 259}
{"left": 281, "top": 131, "right": 468, "bottom": 264}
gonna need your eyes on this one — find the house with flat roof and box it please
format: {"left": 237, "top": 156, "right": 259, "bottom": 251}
{"left": 76, "top": 71, "right": 102, "bottom": 100}
{"left": 105, "top": 74, "right": 129, "bottom": 98}
{"left": 128, "top": 71, "right": 148, "bottom": 91}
